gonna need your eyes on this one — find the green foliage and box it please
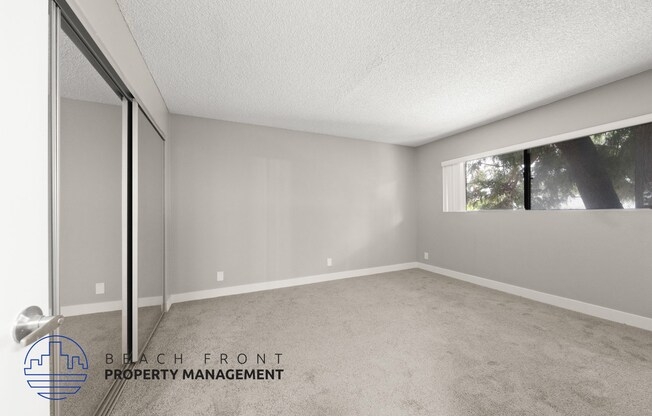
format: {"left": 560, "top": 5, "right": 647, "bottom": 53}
{"left": 592, "top": 128, "right": 635, "bottom": 206}
{"left": 466, "top": 152, "right": 524, "bottom": 210}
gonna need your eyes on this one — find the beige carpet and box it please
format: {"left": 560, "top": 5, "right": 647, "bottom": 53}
{"left": 137, "top": 304, "right": 165, "bottom": 354}
{"left": 58, "top": 310, "right": 122, "bottom": 416}
{"left": 110, "top": 269, "right": 652, "bottom": 415}
{"left": 56, "top": 305, "right": 163, "bottom": 416}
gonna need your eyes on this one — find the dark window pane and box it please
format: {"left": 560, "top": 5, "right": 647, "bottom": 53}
{"left": 465, "top": 151, "right": 524, "bottom": 210}
{"left": 530, "top": 122, "right": 652, "bottom": 210}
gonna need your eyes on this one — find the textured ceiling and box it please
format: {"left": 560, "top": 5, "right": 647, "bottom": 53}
{"left": 115, "top": 0, "right": 652, "bottom": 146}
{"left": 59, "top": 27, "right": 122, "bottom": 106}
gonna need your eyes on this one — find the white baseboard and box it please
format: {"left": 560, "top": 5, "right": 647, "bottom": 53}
{"left": 61, "top": 296, "right": 163, "bottom": 317}
{"left": 61, "top": 300, "right": 122, "bottom": 317}
{"left": 167, "top": 262, "right": 419, "bottom": 309}
{"left": 139, "top": 295, "right": 165, "bottom": 308}
{"left": 417, "top": 262, "right": 652, "bottom": 332}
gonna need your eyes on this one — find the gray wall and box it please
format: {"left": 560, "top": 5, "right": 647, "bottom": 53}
{"left": 416, "top": 70, "right": 652, "bottom": 318}
{"left": 60, "top": 99, "right": 166, "bottom": 307}
{"left": 168, "top": 114, "right": 417, "bottom": 295}
{"left": 60, "top": 98, "right": 122, "bottom": 306}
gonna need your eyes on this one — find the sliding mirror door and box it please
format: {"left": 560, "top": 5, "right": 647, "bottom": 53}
{"left": 133, "top": 107, "right": 165, "bottom": 357}
{"left": 56, "top": 18, "right": 125, "bottom": 416}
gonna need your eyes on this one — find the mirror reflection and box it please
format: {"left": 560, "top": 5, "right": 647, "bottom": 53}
{"left": 57, "top": 23, "right": 124, "bottom": 416}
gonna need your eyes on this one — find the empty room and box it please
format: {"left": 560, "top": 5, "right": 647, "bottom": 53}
{"left": 3, "top": 1, "right": 652, "bottom": 415}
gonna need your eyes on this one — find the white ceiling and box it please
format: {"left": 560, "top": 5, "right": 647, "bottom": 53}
{"left": 115, "top": 0, "right": 652, "bottom": 146}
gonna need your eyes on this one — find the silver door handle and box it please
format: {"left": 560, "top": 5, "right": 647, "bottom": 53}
{"left": 13, "top": 306, "right": 64, "bottom": 347}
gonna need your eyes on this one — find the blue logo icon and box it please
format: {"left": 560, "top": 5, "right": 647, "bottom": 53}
{"left": 23, "top": 335, "right": 89, "bottom": 400}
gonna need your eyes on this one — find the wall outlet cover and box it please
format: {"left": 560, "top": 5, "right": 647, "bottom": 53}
{"left": 424, "top": 252, "right": 429, "bottom": 260}
{"left": 95, "top": 282, "right": 105, "bottom": 295}
{"left": 217, "top": 271, "right": 224, "bottom": 282}
{"left": 327, "top": 258, "right": 333, "bottom": 267}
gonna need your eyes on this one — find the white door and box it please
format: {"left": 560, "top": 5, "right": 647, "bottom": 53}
{"left": 0, "top": 1, "right": 51, "bottom": 414}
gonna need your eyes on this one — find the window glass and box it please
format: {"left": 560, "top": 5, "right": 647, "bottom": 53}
{"left": 465, "top": 151, "right": 524, "bottom": 210}
{"left": 461, "top": 122, "right": 652, "bottom": 211}
{"left": 531, "top": 123, "right": 652, "bottom": 209}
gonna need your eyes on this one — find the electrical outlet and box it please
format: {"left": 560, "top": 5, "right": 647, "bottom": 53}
{"left": 424, "top": 252, "right": 429, "bottom": 260}
{"left": 327, "top": 258, "right": 333, "bottom": 267}
{"left": 217, "top": 271, "right": 224, "bottom": 282}
{"left": 95, "top": 282, "right": 105, "bottom": 295}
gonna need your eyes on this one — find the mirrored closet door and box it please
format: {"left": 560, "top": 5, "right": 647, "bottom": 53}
{"left": 56, "top": 15, "right": 125, "bottom": 416}
{"left": 52, "top": 2, "right": 166, "bottom": 415}
{"left": 133, "top": 107, "right": 165, "bottom": 357}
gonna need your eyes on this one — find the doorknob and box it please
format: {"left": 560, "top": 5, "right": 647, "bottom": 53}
{"left": 13, "top": 306, "right": 64, "bottom": 347}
